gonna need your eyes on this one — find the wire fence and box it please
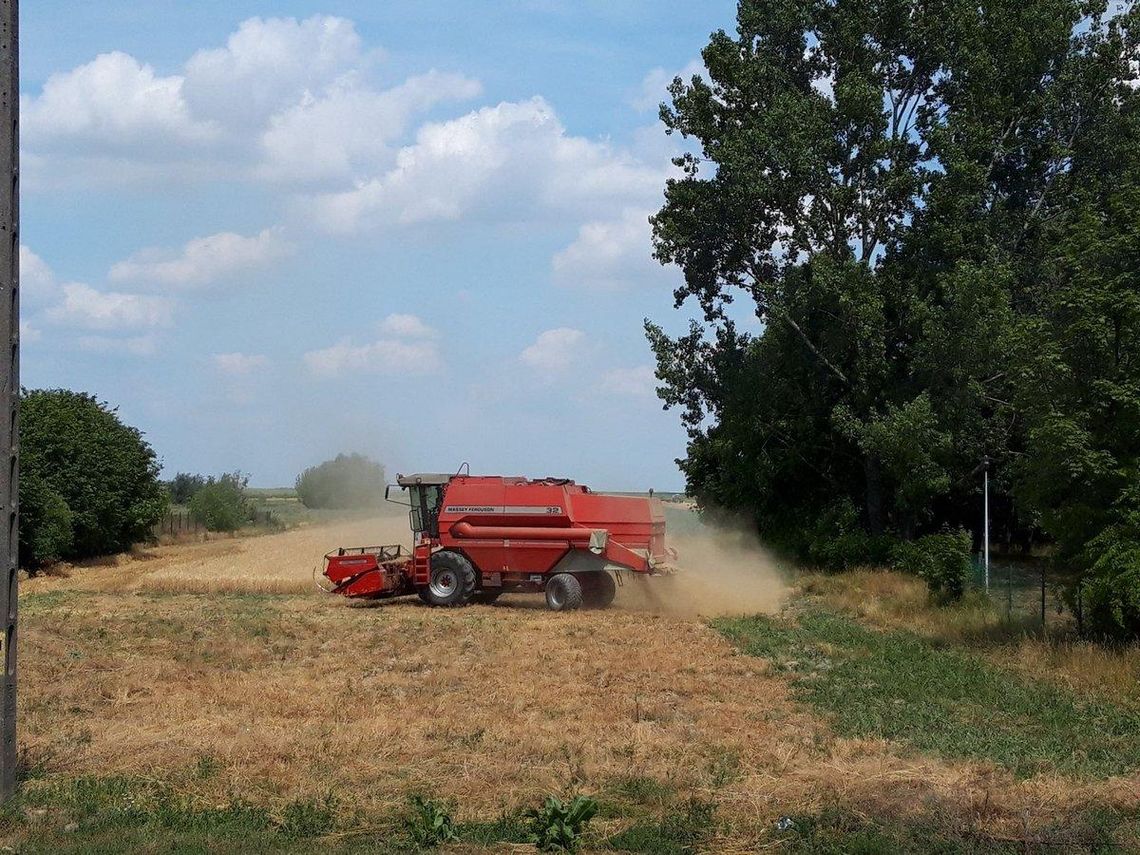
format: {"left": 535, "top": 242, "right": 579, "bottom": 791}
{"left": 970, "top": 555, "right": 1071, "bottom": 631}
{"left": 152, "top": 509, "right": 204, "bottom": 538}
{"left": 151, "top": 508, "right": 280, "bottom": 538}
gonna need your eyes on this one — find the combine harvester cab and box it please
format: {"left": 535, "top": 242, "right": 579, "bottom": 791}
{"left": 321, "top": 471, "right": 677, "bottom": 611}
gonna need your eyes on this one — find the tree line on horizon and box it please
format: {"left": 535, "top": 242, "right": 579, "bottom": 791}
{"left": 18, "top": 388, "right": 386, "bottom": 569}
{"left": 647, "top": 0, "right": 1140, "bottom": 635}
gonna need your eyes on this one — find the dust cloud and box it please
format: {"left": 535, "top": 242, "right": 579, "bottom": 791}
{"left": 614, "top": 520, "right": 788, "bottom": 619}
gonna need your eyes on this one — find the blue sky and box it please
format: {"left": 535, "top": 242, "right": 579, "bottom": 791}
{"left": 20, "top": 1, "right": 739, "bottom": 490}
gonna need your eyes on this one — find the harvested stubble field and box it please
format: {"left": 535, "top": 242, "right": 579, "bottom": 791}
{"left": 8, "top": 517, "right": 1140, "bottom": 852}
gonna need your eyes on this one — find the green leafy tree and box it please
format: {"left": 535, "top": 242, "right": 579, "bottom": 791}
{"left": 295, "top": 453, "right": 386, "bottom": 509}
{"left": 189, "top": 472, "right": 250, "bottom": 532}
{"left": 1080, "top": 497, "right": 1140, "bottom": 639}
{"left": 646, "top": 0, "right": 1139, "bottom": 594}
{"left": 1017, "top": 167, "right": 1140, "bottom": 635}
{"left": 20, "top": 389, "right": 167, "bottom": 567}
{"left": 167, "top": 472, "right": 207, "bottom": 505}
{"left": 19, "top": 471, "right": 74, "bottom": 569}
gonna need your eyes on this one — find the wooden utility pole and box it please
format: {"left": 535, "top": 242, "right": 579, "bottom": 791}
{"left": 0, "top": 0, "right": 18, "bottom": 800}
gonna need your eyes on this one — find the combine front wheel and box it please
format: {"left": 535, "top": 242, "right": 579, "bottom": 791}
{"left": 545, "top": 573, "right": 583, "bottom": 612}
{"left": 426, "top": 551, "right": 477, "bottom": 607}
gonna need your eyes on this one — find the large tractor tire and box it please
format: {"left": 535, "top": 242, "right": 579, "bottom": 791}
{"left": 580, "top": 571, "right": 617, "bottom": 609}
{"left": 426, "top": 551, "right": 477, "bottom": 607}
{"left": 545, "top": 573, "right": 583, "bottom": 612}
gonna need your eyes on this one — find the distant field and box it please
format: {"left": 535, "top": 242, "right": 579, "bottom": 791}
{"left": 245, "top": 486, "right": 301, "bottom": 500}
{"left": 240, "top": 488, "right": 408, "bottom": 530}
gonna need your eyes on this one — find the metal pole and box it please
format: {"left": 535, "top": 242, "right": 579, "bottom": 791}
{"left": 983, "top": 467, "right": 990, "bottom": 591}
{"left": 1007, "top": 557, "right": 1013, "bottom": 618}
{"left": 0, "top": 0, "right": 18, "bottom": 800}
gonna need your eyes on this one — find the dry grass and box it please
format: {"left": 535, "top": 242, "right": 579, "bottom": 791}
{"left": 13, "top": 590, "right": 1113, "bottom": 834}
{"left": 13, "top": 604, "right": 1135, "bottom": 847}
{"left": 799, "top": 569, "right": 1140, "bottom": 708}
{"left": 12, "top": 524, "right": 1139, "bottom": 850}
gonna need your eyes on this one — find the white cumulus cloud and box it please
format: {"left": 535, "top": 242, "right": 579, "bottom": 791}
{"left": 304, "top": 313, "right": 442, "bottom": 377}
{"left": 21, "top": 15, "right": 482, "bottom": 191}
{"left": 632, "top": 59, "right": 706, "bottom": 112}
{"left": 519, "top": 327, "right": 586, "bottom": 372}
{"left": 304, "top": 338, "right": 441, "bottom": 377}
{"left": 258, "top": 70, "right": 482, "bottom": 184}
{"left": 378, "top": 313, "right": 436, "bottom": 338}
{"left": 22, "top": 51, "right": 218, "bottom": 151}
{"left": 213, "top": 352, "right": 270, "bottom": 374}
{"left": 183, "top": 15, "right": 367, "bottom": 128}
{"left": 600, "top": 365, "right": 657, "bottom": 398}
{"left": 552, "top": 207, "right": 665, "bottom": 289}
{"left": 45, "top": 282, "right": 174, "bottom": 331}
{"left": 76, "top": 334, "right": 159, "bottom": 356}
{"left": 311, "top": 97, "right": 666, "bottom": 232}
{"left": 20, "top": 245, "right": 58, "bottom": 303}
{"left": 108, "top": 227, "right": 293, "bottom": 289}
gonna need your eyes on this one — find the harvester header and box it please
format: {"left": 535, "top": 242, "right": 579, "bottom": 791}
{"left": 321, "top": 471, "right": 677, "bottom": 611}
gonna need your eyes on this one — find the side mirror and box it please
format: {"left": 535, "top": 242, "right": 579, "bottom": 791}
{"left": 384, "top": 484, "right": 412, "bottom": 507}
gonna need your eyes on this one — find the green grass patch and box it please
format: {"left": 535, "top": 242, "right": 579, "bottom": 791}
{"left": 0, "top": 777, "right": 604, "bottom": 854}
{"left": 19, "top": 590, "right": 84, "bottom": 614}
{"left": 453, "top": 810, "right": 531, "bottom": 846}
{"left": 776, "top": 803, "right": 1140, "bottom": 854}
{"left": 605, "top": 798, "right": 718, "bottom": 854}
{"left": 713, "top": 610, "right": 1140, "bottom": 779}
{"left": 605, "top": 775, "right": 675, "bottom": 808}
{"left": 2, "top": 776, "right": 344, "bottom": 854}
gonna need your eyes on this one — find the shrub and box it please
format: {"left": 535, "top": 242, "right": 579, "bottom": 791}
{"left": 295, "top": 453, "right": 386, "bottom": 509}
{"left": 167, "top": 473, "right": 207, "bottom": 505}
{"left": 803, "top": 499, "right": 893, "bottom": 570}
{"left": 1080, "top": 514, "right": 1140, "bottom": 639}
{"left": 526, "top": 795, "right": 598, "bottom": 852}
{"left": 18, "top": 472, "right": 74, "bottom": 569}
{"left": 892, "top": 529, "right": 972, "bottom": 602}
{"left": 189, "top": 473, "right": 249, "bottom": 532}
{"left": 20, "top": 389, "right": 167, "bottom": 567}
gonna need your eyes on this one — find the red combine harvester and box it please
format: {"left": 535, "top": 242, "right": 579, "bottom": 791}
{"left": 320, "top": 470, "right": 677, "bottom": 611}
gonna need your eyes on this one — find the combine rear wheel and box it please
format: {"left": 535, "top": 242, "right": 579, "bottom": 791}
{"left": 545, "top": 573, "right": 583, "bottom": 611}
{"left": 580, "top": 571, "right": 617, "bottom": 609}
{"left": 426, "top": 551, "right": 477, "bottom": 607}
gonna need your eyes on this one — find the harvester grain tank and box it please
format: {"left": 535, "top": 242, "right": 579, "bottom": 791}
{"left": 321, "top": 471, "right": 677, "bottom": 610}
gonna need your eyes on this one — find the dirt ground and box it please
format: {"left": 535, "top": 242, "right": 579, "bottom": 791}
{"left": 17, "top": 517, "right": 1139, "bottom": 850}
